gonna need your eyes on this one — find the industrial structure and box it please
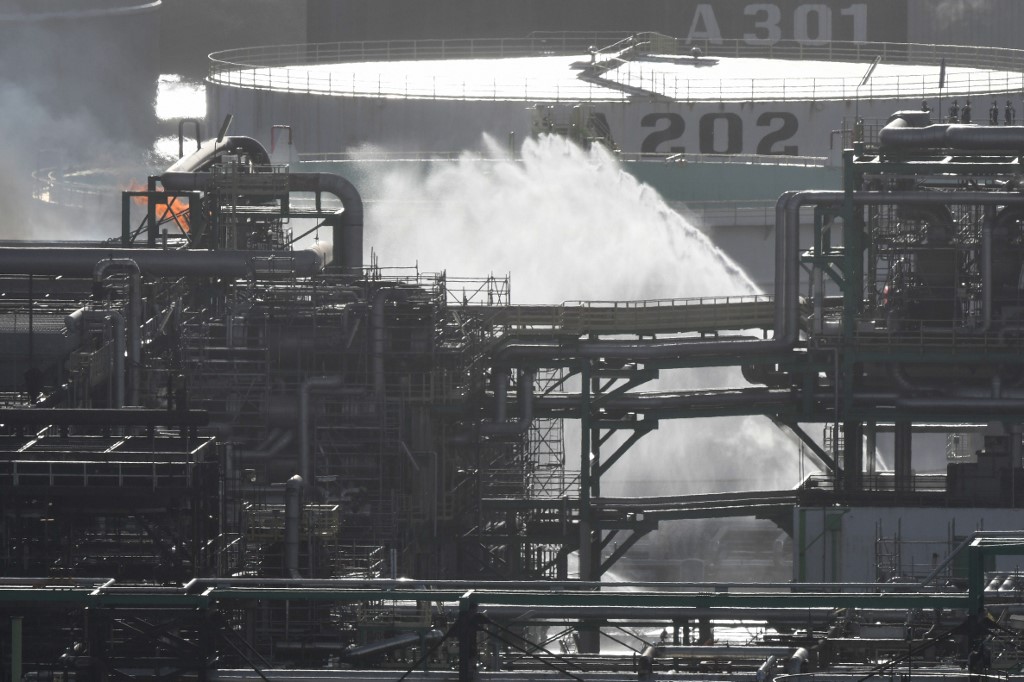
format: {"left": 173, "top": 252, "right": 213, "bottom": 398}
{"left": 206, "top": 32, "right": 1024, "bottom": 158}
{"left": 5, "top": 107, "right": 1024, "bottom": 678}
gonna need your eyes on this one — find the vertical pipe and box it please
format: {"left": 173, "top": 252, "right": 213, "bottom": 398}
{"left": 285, "top": 475, "right": 303, "bottom": 578}
{"left": 11, "top": 615, "right": 22, "bottom": 682}
{"left": 981, "top": 208, "right": 993, "bottom": 331}
{"left": 299, "top": 376, "right": 343, "bottom": 487}
{"left": 94, "top": 259, "right": 141, "bottom": 406}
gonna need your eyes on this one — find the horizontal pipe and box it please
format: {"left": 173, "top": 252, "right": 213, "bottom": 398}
{"left": 654, "top": 645, "right": 795, "bottom": 660}
{"left": 0, "top": 408, "right": 208, "bottom": 427}
{"left": 0, "top": 246, "right": 328, "bottom": 278}
{"left": 879, "top": 114, "right": 1024, "bottom": 151}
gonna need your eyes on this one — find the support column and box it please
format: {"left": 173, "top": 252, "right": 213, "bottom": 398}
{"left": 576, "top": 361, "right": 600, "bottom": 654}
{"left": 842, "top": 421, "right": 863, "bottom": 492}
{"left": 894, "top": 421, "right": 913, "bottom": 494}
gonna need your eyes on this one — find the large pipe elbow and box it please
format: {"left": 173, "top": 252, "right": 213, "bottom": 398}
{"left": 159, "top": 170, "right": 363, "bottom": 275}
{"left": 165, "top": 135, "right": 271, "bottom": 173}
{"left": 288, "top": 172, "right": 364, "bottom": 276}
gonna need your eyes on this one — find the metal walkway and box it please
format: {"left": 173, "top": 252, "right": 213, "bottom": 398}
{"left": 457, "top": 294, "right": 774, "bottom": 337}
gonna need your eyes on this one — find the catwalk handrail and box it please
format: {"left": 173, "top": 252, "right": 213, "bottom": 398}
{"left": 458, "top": 294, "right": 776, "bottom": 335}
{"left": 209, "top": 34, "right": 1024, "bottom": 103}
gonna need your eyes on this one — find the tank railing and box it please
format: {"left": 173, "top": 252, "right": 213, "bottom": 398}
{"left": 209, "top": 35, "right": 1024, "bottom": 104}
{"left": 297, "top": 150, "right": 829, "bottom": 166}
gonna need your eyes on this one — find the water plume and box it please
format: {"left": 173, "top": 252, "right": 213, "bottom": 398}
{"left": 362, "top": 135, "right": 813, "bottom": 579}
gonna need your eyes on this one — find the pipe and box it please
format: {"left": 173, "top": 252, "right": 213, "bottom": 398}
{"left": 165, "top": 135, "right": 271, "bottom": 173}
{"left": 786, "top": 647, "right": 811, "bottom": 675}
{"left": 299, "top": 376, "right": 344, "bottom": 486}
{"left": 0, "top": 246, "right": 328, "bottom": 278}
{"left": 94, "top": 259, "right": 141, "bottom": 406}
{"left": 160, "top": 171, "right": 363, "bottom": 275}
{"left": 340, "top": 629, "right": 444, "bottom": 660}
{"left": 982, "top": 219, "right": 996, "bottom": 337}
{"left": 288, "top": 173, "right": 363, "bottom": 276}
{"left": 878, "top": 112, "right": 1024, "bottom": 151}
{"left": 84, "top": 310, "right": 126, "bottom": 409}
{"left": 479, "top": 370, "right": 534, "bottom": 436}
{"left": 0, "top": 408, "right": 208, "bottom": 427}
{"left": 756, "top": 655, "right": 777, "bottom": 682}
{"left": 655, "top": 646, "right": 795, "bottom": 660}
{"left": 240, "top": 430, "right": 294, "bottom": 462}
{"left": 285, "top": 475, "right": 303, "bottom": 579}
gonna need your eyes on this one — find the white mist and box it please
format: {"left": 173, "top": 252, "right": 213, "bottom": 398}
{"left": 362, "top": 136, "right": 814, "bottom": 582}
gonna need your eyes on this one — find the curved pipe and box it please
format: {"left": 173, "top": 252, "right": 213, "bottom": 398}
{"left": 288, "top": 173, "right": 364, "bottom": 276}
{"left": 165, "top": 135, "right": 271, "bottom": 173}
{"left": 161, "top": 170, "right": 363, "bottom": 275}
{"left": 298, "top": 376, "right": 344, "bottom": 487}
{"left": 0, "top": 246, "right": 328, "bottom": 278}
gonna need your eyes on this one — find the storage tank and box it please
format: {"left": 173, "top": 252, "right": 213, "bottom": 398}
{"left": 0, "top": 0, "right": 161, "bottom": 148}
{"left": 207, "top": 32, "right": 1024, "bottom": 158}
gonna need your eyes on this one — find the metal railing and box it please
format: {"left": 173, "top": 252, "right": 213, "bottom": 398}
{"left": 208, "top": 33, "right": 1024, "bottom": 104}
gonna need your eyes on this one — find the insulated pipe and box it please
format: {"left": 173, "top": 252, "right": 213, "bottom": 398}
{"left": 786, "top": 647, "right": 811, "bottom": 675}
{"left": 160, "top": 170, "right": 363, "bottom": 275}
{"left": 298, "top": 376, "right": 344, "bottom": 486}
{"left": 983, "top": 208, "right": 994, "bottom": 332}
{"left": 757, "top": 655, "right": 777, "bottom": 682}
{"left": 284, "top": 475, "right": 303, "bottom": 579}
{"left": 82, "top": 311, "right": 126, "bottom": 409}
{"left": 0, "top": 408, "right": 208, "bottom": 426}
{"left": 878, "top": 114, "right": 1024, "bottom": 151}
{"left": 340, "top": 629, "right": 444, "bottom": 660}
{"left": 95, "top": 259, "right": 141, "bottom": 406}
{"left": 655, "top": 646, "right": 795, "bottom": 660}
{"left": 288, "top": 173, "right": 364, "bottom": 275}
{"left": 165, "top": 135, "right": 271, "bottom": 173}
{"left": 0, "top": 246, "right": 328, "bottom": 278}
{"left": 532, "top": 387, "right": 792, "bottom": 415}
{"left": 479, "top": 370, "right": 534, "bottom": 436}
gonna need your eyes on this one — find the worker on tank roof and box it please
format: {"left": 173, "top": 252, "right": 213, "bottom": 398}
{"left": 961, "top": 99, "right": 972, "bottom": 124}
{"left": 948, "top": 99, "right": 959, "bottom": 122}
{"left": 1006, "top": 100, "right": 1016, "bottom": 125}
{"left": 990, "top": 100, "right": 1000, "bottom": 125}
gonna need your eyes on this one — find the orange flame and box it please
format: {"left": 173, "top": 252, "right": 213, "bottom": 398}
{"left": 124, "top": 181, "right": 191, "bottom": 234}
